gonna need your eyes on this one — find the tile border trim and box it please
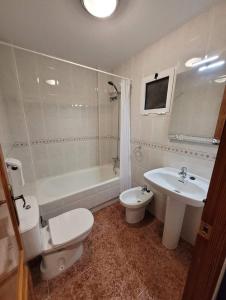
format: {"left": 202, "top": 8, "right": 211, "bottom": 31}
{"left": 131, "top": 139, "right": 216, "bottom": 161}
{"left": 12, "top": 137, "right": 216, "bottom": 161}
{"left": 12, "top": 136, "right": 117, "bottom": 148}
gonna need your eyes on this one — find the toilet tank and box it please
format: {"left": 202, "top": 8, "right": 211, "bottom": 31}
{"left": 16, "top": 196, "right": 42, "bottom": 261}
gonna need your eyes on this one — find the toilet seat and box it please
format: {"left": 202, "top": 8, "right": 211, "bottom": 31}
{"left": 49, "top": 208, "right": 94, "bottom": 247}
{"left": 16, "top": 195, "right": 94, "bottom": 280}
{"left": 40, "top": 208, "right": 94, "bottom": 279}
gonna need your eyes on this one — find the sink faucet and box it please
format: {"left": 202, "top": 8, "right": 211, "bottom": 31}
{"left": 178, "top": 167, "right": 187, "bottom": 182}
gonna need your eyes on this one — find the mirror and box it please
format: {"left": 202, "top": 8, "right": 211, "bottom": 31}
{"left": 169, "top": 54, "right": 226, "bottom": 145}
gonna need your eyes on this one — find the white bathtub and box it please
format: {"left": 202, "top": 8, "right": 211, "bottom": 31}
{"left": 36, "top": 164, "right": 120, "bottom": 220}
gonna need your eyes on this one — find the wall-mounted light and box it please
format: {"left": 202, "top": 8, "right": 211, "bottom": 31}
{"left": 198, "top": 60, "right": 225, "bottom": 72}
{"left": 81, "top": 0, "right": 118, "bottom": 18}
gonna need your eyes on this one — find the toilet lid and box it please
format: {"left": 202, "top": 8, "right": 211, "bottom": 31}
{"left": 48, "top": 208, "right": 94, "bottom": 247}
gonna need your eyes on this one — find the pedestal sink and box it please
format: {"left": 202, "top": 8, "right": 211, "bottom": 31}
{"left": 144, "top": 167, "right": 209, "bottom": 249}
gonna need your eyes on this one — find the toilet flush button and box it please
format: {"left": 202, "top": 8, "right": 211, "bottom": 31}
{"left": 59, "top": 265, "right": 64, "bottom": 271}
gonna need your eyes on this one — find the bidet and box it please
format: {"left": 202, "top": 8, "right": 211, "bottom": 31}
{"left": 120, "top": 187, "right": 153, "bottom": 223}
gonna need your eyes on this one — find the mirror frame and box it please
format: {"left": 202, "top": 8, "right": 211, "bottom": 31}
{"left": 214, "top": 86, "right": 226, "bottom": 140}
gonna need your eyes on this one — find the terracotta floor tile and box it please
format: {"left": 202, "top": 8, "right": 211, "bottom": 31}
{"left": 30, "top": 202, "right": 192, "bottom": 300}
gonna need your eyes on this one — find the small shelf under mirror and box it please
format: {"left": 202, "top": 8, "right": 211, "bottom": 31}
{"left": 169, "top": 134, "right": 220, "bottom": 145}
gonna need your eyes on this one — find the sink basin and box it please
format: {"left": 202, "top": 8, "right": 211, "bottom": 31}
{"left": 144, "top": 167, "right": 209, "bottom": 249}
{"left": 144, "top": 167, "right": 209, "bottom": 207}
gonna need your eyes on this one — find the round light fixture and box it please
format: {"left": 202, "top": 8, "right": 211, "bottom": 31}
{"left": 81, "top": 0, "right": 118, "bottom": 18}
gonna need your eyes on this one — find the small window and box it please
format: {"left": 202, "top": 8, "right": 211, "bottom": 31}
{"left": 141, "top": 67, "right": 175, "bottom": 115}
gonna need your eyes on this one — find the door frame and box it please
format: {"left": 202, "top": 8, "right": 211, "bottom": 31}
{"left": 0, "top": 146, "right": 28, "bottom": 300}
{"left": 182, "top": 121, "right": 226, "bottom": 299}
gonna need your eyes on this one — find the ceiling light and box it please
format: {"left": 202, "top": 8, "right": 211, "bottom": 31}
{"left": 81, "top": 0, "right": 118, "bottom": 18}
{"left": 198, "top": 60, "right": 225, "bottom": 72}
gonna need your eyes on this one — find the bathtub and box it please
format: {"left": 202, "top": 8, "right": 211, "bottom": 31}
{"left": 35, "top": 164, "right": 120, "bottom": 220}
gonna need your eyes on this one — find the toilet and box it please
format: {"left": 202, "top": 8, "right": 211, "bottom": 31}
{"left": 120, "top": 187, "right": 153, "bottom": 224}
{"left": 16, "top": 195, "right": 94, "bottom": 280}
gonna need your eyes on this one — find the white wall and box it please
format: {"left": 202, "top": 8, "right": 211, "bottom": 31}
{"left": 0, "top": 44, "right": 36, "bottom": 183}
{"left": 12, "top": 48, "right": 100, "bottom": 179}
{"left": 113, "top": 1, "right": 226, "bottom": 244}
{"left": 0, "top": 91, "right": 12, "bottom": 156}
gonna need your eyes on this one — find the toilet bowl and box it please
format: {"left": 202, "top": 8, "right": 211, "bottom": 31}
{"left": 16, "top": 196, "right": 94, "bottom": 280}
{"left": 120, "top": 187, "right": 153, "bottom": 223}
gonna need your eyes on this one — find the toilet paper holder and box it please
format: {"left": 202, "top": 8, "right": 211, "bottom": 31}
{"left": 6, "top": 163, "right": 18, "bottom": 170}
{"left": 6, "top": 161, "right": 30, "bottom": 209}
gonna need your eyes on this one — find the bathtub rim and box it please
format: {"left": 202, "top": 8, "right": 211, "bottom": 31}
{"left": 36, "top": 165, "right": 120, "bottom": 206}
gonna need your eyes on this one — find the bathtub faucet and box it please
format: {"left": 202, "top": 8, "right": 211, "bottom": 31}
{"left": 112, "top": 157, "right": 120, "bottom": 175}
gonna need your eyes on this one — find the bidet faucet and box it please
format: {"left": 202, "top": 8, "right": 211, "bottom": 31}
{"left": 178, "top": 167, "right": 187, "bottom": 182}
{"left": 141, "top": 185, "right": 150, "bottom": 194}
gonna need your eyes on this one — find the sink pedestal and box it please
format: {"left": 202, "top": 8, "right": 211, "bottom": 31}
{"left": 144, "top": 167, "right": 208, "bottom": 250}
{"left": 162, "top": 196, "right": 186, "bottom": 249}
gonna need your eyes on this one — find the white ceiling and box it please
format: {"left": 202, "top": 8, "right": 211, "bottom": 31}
{"left": 0, "top": 0, "right": 218, "bottom": 70}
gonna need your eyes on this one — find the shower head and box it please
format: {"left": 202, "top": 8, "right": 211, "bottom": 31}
{"left": 108, "top": 81, "right": 120, "bottom": 94}
{"left": 108, "top": 81, "right": 120, "bottom": 101}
